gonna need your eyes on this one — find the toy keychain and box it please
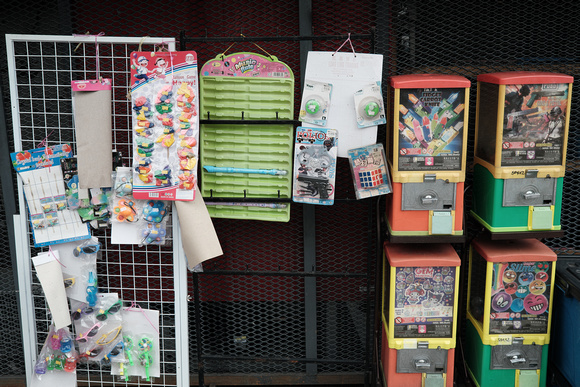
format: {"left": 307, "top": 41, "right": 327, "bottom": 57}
{"left": 138, "top": 337, "right": 153, "bottom": 381}
{"left": 155, "top": 85, "right": 173, "bottom": 114}
{"left": 113, "top": 199, "right": 138, "bottom": 222}
{"left": 304, "top": 98, "right": 321, "bottom": 115}
{"left": 50, "top": 326, "right": 62, "bottom": 350}
{"left": 142, "top": 223, "right": 166, "bottom": 245}
{"left": 142, "top": 200, "right": 167, "bottom": 223}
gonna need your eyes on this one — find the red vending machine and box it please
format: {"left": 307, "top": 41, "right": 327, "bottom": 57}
{"left": 381, "top": 242, "right": 461, "bottom": 387}
{"left": 385, "top": 74, "right": 470, "bottom": 237}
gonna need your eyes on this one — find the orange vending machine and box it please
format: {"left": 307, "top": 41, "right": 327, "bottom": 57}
{"left": 381, "top": 242, "right": 461, "bottom": 387}
{"left": 386, "top": 74, "right": 470, "bottom": 236}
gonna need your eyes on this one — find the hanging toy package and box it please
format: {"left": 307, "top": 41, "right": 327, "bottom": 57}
{"left": 113, "top": 306, "right": 160, "bottom": 382}
{"left": 110, "top": 168, "right": 141, "bottom": 224}
{"left": 130, "top": 50, "right": 199, "bottom": 201}
{"left": 354, "top": 81, "right": 386, "bottom": 128}
{"left": 299, "top": 79, "right": 332, "bottom": 126}
{"left": 347, "top": 143, "right": 392, "bottom": 199}
{"left": 139, "top": 199, "right": 169, "bottom": 246}
{"left": 74, "top": 293, "right": 122, "bottom": 363}
{"left": 292, "top": 127, "right": 338, "bottom": 205}
{"left": 33, "top": 325, "right": 78, "bottom": 383}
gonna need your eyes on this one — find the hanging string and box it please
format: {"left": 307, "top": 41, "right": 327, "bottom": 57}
{"left": 240, "top": 33, "right": 274, "bottom": 59}
{"left": 138, "top": 36, "right": 150, "bottom": 52}
{"left": 73, "top": 32, "right": 90, "bottom": 52}
{"left": 333, "top": 33, "right": 356, "bottom": 57}
{"left": 154, "top": 40, "right": 169, "bottom": 53}
{"left": 125, "top": 301, "right": 160, "bottom": 334}
{"left": 72, "top": 32, "right": 106, "bottom": 80}
{"left": 37, "top": 130, "right": 54, "bottom": 149}
{"left": 127, "top": 36, "right": 150, "bottom": 101}
{"left": 48, "top": 245, "right": 66, "bottom": 268}
{"left": 94, "top": 32, "right": 105, "bottom": 80}
{"left": 36, "top": 130, "right": 55, "bottom": 171}
{"left": 220, "top": 41, "right": 237, "bottom": 59}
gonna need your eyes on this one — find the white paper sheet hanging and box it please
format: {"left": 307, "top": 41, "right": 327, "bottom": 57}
{"left": 303, "top": 51, "right": 384, "bottom": 157}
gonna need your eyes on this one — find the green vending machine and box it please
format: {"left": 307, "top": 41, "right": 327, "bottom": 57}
{"left": 465, "top": 236, "right": 557, "bottom": 387}
{"left": 471, "top": 72, "right": 573, "bottom": 233}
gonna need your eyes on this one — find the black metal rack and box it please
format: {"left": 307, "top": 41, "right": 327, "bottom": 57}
{"left": 180, "top": 31, "right": 379, "bottom": 387}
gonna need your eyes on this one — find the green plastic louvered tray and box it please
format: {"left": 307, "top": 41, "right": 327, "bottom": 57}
{"left": 199, "top": 53, "right": 294, "bottom": 221}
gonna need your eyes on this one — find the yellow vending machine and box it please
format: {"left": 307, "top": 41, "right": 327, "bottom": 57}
{"left": 471, "top": 72, "right": 573, "bottom": 234}
{"left": 381, "top": 242, "right": 461, "bottom": 387}
{"left": 465, "top": 236, "right": 557, "bottom": 387}
{"left": 385, "top": 74, "right": 470, "bottom": 237}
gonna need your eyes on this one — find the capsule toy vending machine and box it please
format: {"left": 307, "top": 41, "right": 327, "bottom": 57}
{"left": 471, "top": 72, "right": 573, "bottom": 233}
{"left": 381, "top": 242, "right": 461, "bottom": 387}
{"left": 385, "top": 75, "right": 470, "bottom": 237}
{"left": 465, "top": 236, "right": 557, "bottom": 387}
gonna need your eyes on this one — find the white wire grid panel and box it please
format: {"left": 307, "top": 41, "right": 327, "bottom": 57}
{"left": 6, "top": 34, "right": 189, "bottom": 387}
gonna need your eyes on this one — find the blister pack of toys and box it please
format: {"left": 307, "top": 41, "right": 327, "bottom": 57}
{"left": 110, "top": 168, "right": 140, "bottom": 224}
{"left": 299, "top": 79, "right": 332, "bottom": 126}
{"left": 347, "top": 143, "right": 392, "bottom": 199}
{"left": 131, "top": 50, "right": 199, "bottom": 201}
{"left": 140, "top": 199, "right": 168, "bottom": 246}
{"left": 292, "top": 127, "right": 338, "bottom": 205}
{"left": 11, "top": 144, "right": 91, "bottom": 246}
{"left": 354, "top": 81, "right": 386, "bottom": 128}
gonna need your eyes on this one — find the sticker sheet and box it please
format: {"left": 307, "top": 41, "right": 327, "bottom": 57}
{"left": 131, "top": 51, "right": 199, "bottom": 201}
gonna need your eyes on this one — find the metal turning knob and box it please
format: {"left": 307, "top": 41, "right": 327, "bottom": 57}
{"left": 414, "top": 358, "right": 431, "bottom": 370}
{"left": 523, "top": 190, "right": 540, "bottom": 200}
{"left": 421, "top": 194, "right": 438, "bottom": 205}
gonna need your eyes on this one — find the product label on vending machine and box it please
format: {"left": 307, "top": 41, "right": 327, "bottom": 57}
{"left": 397, "top": 88, "right": 466, "bottom": 172}
{"left": 393, "top": 266, "right": 456, "bottom": 339}
{"left": 500, "top": 83, "right": 568, "bottom": 167}
{"left": 488, "top": 261, "right": 552, "bottom": 334}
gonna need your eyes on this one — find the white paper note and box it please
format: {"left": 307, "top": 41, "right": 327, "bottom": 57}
{"left": 303, "top": 52, "right": 384, "bottom": 157}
